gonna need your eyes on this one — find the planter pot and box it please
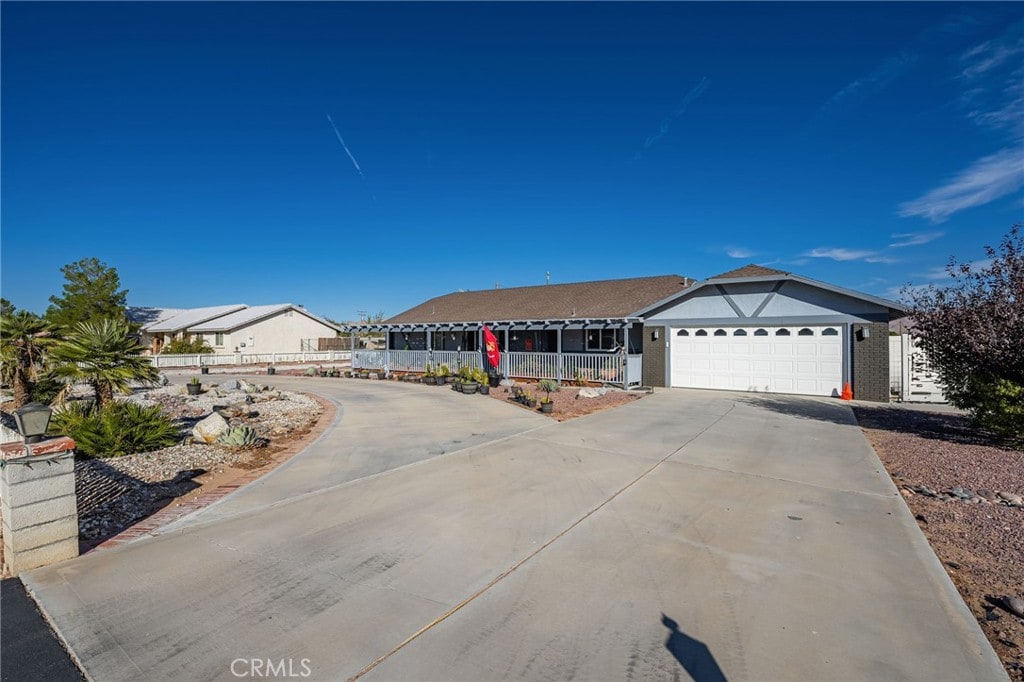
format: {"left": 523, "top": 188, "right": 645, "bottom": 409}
{"left": 453, "top": 383, "right": 462, "bottom": 392}
{"left": 344, "top": 371, "right": 353, "bottom": 378}
{"left": 200, "top": 367, "right": 209, "bottom": 375}
{"left": 540, "top": 401, "right": 553, "bottom": 413}
{"left": 359, "top": 372, "right": 370, "bottom": 379}
{"left": 186, "top": 383, "right": 202, "bottom": 395}
{"left": 267, "top": 367, "right": 276, "bottom": 375}
{"left": 525, "top": 399, "right": 537, "bottom": 408}
{"left": 424, "top": 376, "right": 436, "bottom": 385}
{"left": 479, "top": 385, "right": 490, "bottom": 395}
{"left": 489, "top": 375, "right": 501, "bottom": 388}
{"left": 462, "top": 383, "right": 479, "bottom": 395}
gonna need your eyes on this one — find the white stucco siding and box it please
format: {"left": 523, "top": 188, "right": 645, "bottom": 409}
{"left": 213, "top": 311, "right": 338, "bottom": 354}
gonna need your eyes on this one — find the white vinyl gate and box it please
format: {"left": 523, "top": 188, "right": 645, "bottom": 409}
{"left": 670, "top": 325, "right": 844, "bottom": 397}
{"left": 889, "top": 334, "right": 947, "bottom": 402}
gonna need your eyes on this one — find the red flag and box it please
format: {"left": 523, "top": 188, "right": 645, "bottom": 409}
{"left": 482, "top": 325, "right": 501, "bottom": 370}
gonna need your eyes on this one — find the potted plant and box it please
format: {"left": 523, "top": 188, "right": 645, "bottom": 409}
{"left": 523, "top": 390, "right": 537, "bottom": 408}
{"left": 200, "top": 365, "right": 209, "bottom": 375}
{"left": 423, "top": 367, "right": 436, "bottom": 385}
{"left": 436, "top": 364, "right": 450, "bottom": 385}
{"left": 267, "top": 366, "right": 276, "bottom": 375}
{"left": 474, "top": 368, "right": 490, "bottom": 395}
{"left": 186, "top": 377, "right": 202, "bottom": 395}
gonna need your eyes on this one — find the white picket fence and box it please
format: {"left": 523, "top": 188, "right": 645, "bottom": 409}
{"left": 889, "top": 334, "right": 946, "bottom": 403}
{"left": 148, "top": 351, "right": 352, "bottom": 368}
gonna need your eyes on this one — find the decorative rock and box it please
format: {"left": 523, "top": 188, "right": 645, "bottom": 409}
{"left": 192, "top": 412, "right": 229, "bottom": 443}
{"left": 239, "top": 379, "right": 258, "bottom": 393}
{"left": 997, "top": 491, "right": 1023, "bottom": 507}
{"left": 1001, "top": 596, "right": 1024, "bottom": 619}
{"left": 219, "top": 379, "right": 241, "bottom": 390}
{"left": 500, "top": 379, "right": 516, "bottom": 387}
{"left": 157, "top": 372, "right": 170, "bottom": 386}
{"left": 577, "top": 387, "right": 608, "bottom": 399}
{"left": 976, "top": 488, "right": 997, "bottom": 501}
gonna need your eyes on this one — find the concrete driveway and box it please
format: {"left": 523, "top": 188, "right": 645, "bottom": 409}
{"left": 22, "top": 381, "right": 1004, "bottom": 681}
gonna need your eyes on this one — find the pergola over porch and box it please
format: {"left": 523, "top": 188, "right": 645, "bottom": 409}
{"left": 341, "top": 318, "right": 645, "bottom": 387}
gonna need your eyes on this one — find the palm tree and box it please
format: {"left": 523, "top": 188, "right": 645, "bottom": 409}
{"left": 0, "top": 311, "right": 54, "bottom": 408}
{"left": 49, "top": 318, "right": 159, "bottom": 408}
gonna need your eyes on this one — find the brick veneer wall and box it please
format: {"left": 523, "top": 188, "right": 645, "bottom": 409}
{"left": 851, "top": 322, "right": 890, "bottom": 402}
{"left": 642, "top": 326, "right": 667, "bottom": 387}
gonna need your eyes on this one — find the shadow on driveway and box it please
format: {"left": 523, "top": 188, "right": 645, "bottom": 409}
{"left": 662, "top": 613, "right": 728, "bottom": 682}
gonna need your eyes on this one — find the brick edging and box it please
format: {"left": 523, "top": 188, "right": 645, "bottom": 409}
{"left": 90, "top": 392, "right": 338, "bottom": 551}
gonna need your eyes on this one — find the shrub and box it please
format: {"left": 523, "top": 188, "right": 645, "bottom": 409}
{"left": 50, "top": 401, "right": 180, "bottom": 457}
{"left": 162, "top": 337, "right": 213, "bottom": 355}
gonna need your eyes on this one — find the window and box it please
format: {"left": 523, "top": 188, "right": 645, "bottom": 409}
{"left": 798, "top": 328, "right": 814, "bottom": 336}
{"left": 676, "top": 329, "right": 689, "bottom": 336}
{"left": 822, "top": 327, "right": 839, "bottom": 336}
{"left": 775, "top": 328, "right": 791, "bottom": 336}
{"left": 754, "top": 328, "right": 768, "bottom": 336}
{"left": 733, "top": 329, "right": 747, "bottom": 336}
{"left": 586, "top": 328, "right": 623, "bottom": 351}
{"left": 714, "top": 329, "right": 727, "bottom": 336}
{"left": 215, "top": 333, "right": 224, "bottom": 346}
{"left": 695, "top": 329, "right": 708, "bottom": 336}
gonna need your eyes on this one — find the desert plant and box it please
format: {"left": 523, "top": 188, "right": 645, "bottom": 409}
{"left": 189, "top": 376, "right": 201, "bottom": 385}
{"left": 50, "top": 401, "right": 179, "bottom": 457}
{"left": 0, "top": 310, "right": 55, "bottom": 408}
{"left": 304, "top": 367, "right": 317, "bottom": 376}
{"left": 572, "top": 370, "right": 587, "bottom": 387}
{"left": 217, "top": 425, "right": 264, "bottom": 449}
{"left": 49, "top": 318, "right": 160, "bottom": 409}
{"left": 437, "top": 364, "right": 450, "bottom": 378}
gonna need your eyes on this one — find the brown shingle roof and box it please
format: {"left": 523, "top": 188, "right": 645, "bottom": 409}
{"left": 709, "top": 264, "right": 791, "bottom": 279}
{"left": 386, "top": 275, "right": 691, "bottom": 324}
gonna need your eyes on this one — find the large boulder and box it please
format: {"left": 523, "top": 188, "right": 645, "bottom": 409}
{"left": 192, "top": 412, "right": 229, "bottom": 444}
{"left": 219, "top": 379, "right": 241, "bottom": 391}
{"left": 576, "top": 387, "right": 608, "bottom": 399}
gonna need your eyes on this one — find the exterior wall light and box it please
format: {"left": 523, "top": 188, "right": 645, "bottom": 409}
{"left": 13, "top": 402, "right": 53, "bottom": 444}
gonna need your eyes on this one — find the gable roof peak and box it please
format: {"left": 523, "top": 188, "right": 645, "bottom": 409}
{"left": 710, "top": 263, "right": 791, "bottom": 280}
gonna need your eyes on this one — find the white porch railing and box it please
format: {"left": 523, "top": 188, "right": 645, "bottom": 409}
{"left": 148, "top": 351, "right": 351, "bottom": 368}
{"left": 351, "top": 350, "right": 642, "bottom": 386}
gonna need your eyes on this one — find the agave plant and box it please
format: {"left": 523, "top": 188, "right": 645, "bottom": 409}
{"left": 217, "top": 425, "right": 264, "bottom": 449}
{"left": 48, "top": 317, "right": 159, "bottom": 409}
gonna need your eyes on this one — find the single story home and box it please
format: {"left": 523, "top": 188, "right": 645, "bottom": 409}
{"left": 129, "top": 303, "right": 342, "bottom": 355}
{"left": 350, "top": 265, "right": 906, "bottom": 402}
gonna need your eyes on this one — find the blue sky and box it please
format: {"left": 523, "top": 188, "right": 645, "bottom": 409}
{"left": 2, "top": 2, "right": 1022, "bottom": 322}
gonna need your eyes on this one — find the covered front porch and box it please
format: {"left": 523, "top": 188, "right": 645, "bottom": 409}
{"left": 346, "top": 319, "right": 645, "bottom": 388}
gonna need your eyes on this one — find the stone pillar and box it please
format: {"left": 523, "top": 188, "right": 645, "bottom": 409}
{"left": 1, "top": 437, "right": 78, "bottom": 577}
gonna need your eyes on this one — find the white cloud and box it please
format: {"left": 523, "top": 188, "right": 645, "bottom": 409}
{"left": 725, "top": 247, "right": 754, "bottom": 259}
{"left": 960, "top": 31, "right": 1024, "bottom": 80}
{"left": 865, "top": 256, "right": 899, "bottom": 264}
{"left": 898, "top": 146, "right": 1024, "bottom": 222}
{"left": 805, "top": 247, "right": 877, "bottom": 261}
{"left": 889, "top": 231, "right": 944, "bottom": 248}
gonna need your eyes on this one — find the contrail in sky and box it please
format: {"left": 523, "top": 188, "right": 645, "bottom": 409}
{"left": 640, "top": 76, "right": 711, "bottom": 153}
{"left": 326, "top": 113, "right": 364, "bottom": 178}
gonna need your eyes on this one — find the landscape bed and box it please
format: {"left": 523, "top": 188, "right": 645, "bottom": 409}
{"left": 855, "top": 405, "right": 1024, "bottom": 681}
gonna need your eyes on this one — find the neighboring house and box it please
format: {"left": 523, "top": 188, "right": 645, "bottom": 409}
{"left": 129, "top": 304, "right": 342, "bottom": 355}
{"left": 130, "top": 304, "right": 247, "bottom": 354}
{"left": 352, "top": 265, "right": 906, "bottom": 402}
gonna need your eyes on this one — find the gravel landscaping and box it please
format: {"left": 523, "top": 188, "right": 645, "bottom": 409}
{"left": 855, "top": 404, "right": 1024, "bottom": 681}
{"left": 1, "top": 381, "right": 323, "bottom": 563}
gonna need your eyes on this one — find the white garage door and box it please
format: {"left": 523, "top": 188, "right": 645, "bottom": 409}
{"left": 670, "top": 326, "right": 844, "bottom": 397}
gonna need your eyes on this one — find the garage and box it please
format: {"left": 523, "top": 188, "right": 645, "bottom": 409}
{"left": 670, "top": 325, "right": 843, "bottom": 397}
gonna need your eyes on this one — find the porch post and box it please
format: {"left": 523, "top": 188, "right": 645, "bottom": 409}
{"left": 556, "top": 327, "right": 563, "bottom": 383}
{"left": 350, "top": 329, "right": 356, "bottom": 368}
{"left": 622, "top": 323, "right": 630, "bottom": 389}
{"left": 383, "top": 326, "right": 390, "bottom": 377}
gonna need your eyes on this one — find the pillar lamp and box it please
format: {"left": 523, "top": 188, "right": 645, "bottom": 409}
{"left": 13, "top": 402, "right": 53, "bottom": 444}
